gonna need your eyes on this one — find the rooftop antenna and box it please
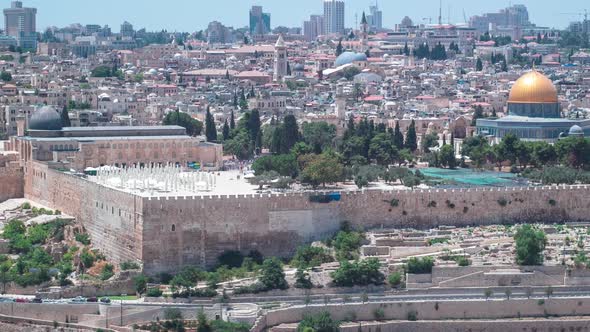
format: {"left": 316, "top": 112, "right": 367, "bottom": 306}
{"left": 438, "top": 0, "right": 443, "bottom": 25}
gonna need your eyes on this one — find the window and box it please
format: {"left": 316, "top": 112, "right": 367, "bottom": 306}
{"left": 171, "top": 224, "right": 176, "bottom": 232}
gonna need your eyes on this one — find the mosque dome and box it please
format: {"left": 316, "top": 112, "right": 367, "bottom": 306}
{"left": 569, "top": 125, "right": 584, "bottom": 137}
{"left": 29, "top": 106, "right": 62, "bottom": 131}
{"left": 335, "top": 52, "right": 368, "bottom": 67}
{"left": 293, "top": 63, "right": 305, "bottom": 72}
{"left": 508, "top": 71, "right": 558, "bottom": 104}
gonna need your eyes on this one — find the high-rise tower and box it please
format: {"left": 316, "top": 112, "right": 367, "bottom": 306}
{"left": 323, "top": 0, "right": 345, "bottom": 35}
{"left": 250, "top": 6, "right": 271, "bottom": 36}
{"left": 3, "top": 1, "right": 37, "bottom": 49}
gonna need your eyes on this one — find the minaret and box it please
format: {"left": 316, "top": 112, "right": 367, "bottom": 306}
{"left": 360, "top": 11, "right": 369, "bottom": 49}
{"left": 273, "top": 34, "right": 288, "bottom": 82}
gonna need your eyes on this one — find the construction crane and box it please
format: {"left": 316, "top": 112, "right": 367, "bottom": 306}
{"left": 560, "top": 10, "right": 589, "bottom": 34}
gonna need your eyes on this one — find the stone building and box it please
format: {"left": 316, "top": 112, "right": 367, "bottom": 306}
{"left": 4, "top": 106, "right": 223, "bottom": 171}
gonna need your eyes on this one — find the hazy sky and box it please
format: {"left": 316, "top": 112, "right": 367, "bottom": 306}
{"left": 16, "top": 0, "right": 588, "bottom": 32}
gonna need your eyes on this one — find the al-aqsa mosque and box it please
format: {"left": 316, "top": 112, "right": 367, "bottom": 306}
{"left": 477, "top": 70, "right": 590, "bottom": 142}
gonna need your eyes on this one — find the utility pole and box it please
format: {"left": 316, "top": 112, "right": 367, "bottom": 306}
{"left": 120, "top": 293, "right": 126, "bottom": 326}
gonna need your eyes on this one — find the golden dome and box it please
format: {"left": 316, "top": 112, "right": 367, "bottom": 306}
{"left": 508, "top": 71, "right": 558, "bottom": 104}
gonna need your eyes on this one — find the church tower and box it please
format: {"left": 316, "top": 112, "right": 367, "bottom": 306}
{"left": 360, "top": 11, "right": 369, "bottom": 49}
{"left": 273, "top": 34, "right": 288, "bottom": 82}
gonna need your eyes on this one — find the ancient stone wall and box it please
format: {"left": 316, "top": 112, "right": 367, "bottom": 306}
{"left": 22, "top": 164, "right": 590, "bottom": 275}
{"left": 0, "top": 154, "right": 24, "bottom": 202}
{"left": 25, "top": 161, "right": 144, "bottom": 265}
{"left": 252, "top": 298, "right": 590, "bottom": 332}
{"left": 141, "top": 185, "right": 590, "bottom": 274}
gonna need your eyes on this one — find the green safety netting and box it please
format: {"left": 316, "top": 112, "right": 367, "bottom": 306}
{"left": 419, "top": 168, "right": 519, "bottom": 187}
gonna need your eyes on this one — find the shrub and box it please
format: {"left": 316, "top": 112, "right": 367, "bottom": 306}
{"left": 388, "top": 272, "right": 403, "bottom": 287}
{"left": 331, "top": 258, "right": 385, "bottom": 287}
{"left": 294, "top": 268, "right": 313, "bottom": 289}
{"left": 233, "top": 282, "right": 268, "bottom": 295}
{"left": 146, "top": 288, "right": 163, "bottom": 297}
{"left": 548, "top": 199, "right": 557, "bottom": 206}
{"left": 406, "top": 257, "right": 434, "bottom": 274}
{"left": 20, "top": 202, "right": 31, "bottom": 210}
{"left": 210, "top": 320, "right": 251, "bottom": 332}
{"left": 427, "top": 201, "right": 437, "bottom": 208}
{"left": 172, "top": 288, "right": 217, "bottom": 298}
{"left": 80, "top": 250, "right": 95, "bottom": 268}
{"left": 120, "top": 261, "right": 140, "bottom": 270}
{"left": 497, "top": 198, "right": 508, "bottom": 207}
{"left": 389, "top": 198, "right": 400, "bottom": 207}
{"left": 456, "top": 256, "right": 470, "bottom": 266}
{"left": 297, "top": 312, "right": 340, "bottom": 332}
{"left": 331, "top": 229, "right": 364, "bottom": 261}
{"left": 259, "top": 258, "right": 288, "bottom": 290}
{"left": 373, "top": 308, "right": 385, "bottom": 321}
{"left": 407, "top": 311, "right": 418, "bottom": 321}
{"left": 515, "top": 224, "right": 547, "bottom": 266}
{"left": 100, "top": 264, "right": 114, "bottom": 280}
{"left": 427, "top": 238, "right": 450, "bottom": 246}
{"left": 75, "top": 233, "right": 90, "bottom": 245}
{"left": 291, "top": 245, "right": 333, "bottom": 269}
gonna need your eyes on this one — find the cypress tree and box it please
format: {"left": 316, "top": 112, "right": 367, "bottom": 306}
{"left": 248, "top": 110, "right": 261, "bottom": 149}
{"left": 205, "top": 107, "right": 217, "bottom": 142}
{"left": 405, "top": 120, "right": 417, "bottom": 152}
{"left": 476, "top": 58, "right": 483, "bottom": 71}
{"left": 336, "top": 39, "right": 344, "bottom": 56}
{"left": 393, "top": 121, "right": 404, "bottom": 150}
{"left": 230, "top": 110, "right": 235, "bottom": 130}
{"left": 442, "top": 134, "right": 447, "bottom": 146}
{"left": 282, "top": 115, "right": 299, "bottom": 154}
{"left": 222, "top": 119, "right": 230, "bottom": 140}
{"left": 450, "top": 133, "right": 455, "bottom": 148}
{"left": 60, "top": 105, "right": 71, "bottom": 127}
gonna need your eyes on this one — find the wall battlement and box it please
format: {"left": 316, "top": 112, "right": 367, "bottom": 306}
{"left": 142, "top": 184, "right": 590, "bottom": 201}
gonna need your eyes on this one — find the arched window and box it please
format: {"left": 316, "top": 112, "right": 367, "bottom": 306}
{"left": 171, "top": 224, "right": 176, "bottom": 232}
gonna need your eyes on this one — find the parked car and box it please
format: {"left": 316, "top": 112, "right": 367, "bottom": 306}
{"left": 31, "top": 298, "right": 42, "bottom": 303}
{"left": 99, "top": 297, "right": 111, "bottom": 304}
{"left": 71, "top": 296, "right": 86, "bottom": 303}
{"left": 87, "top": 297, "right": 98, "bottom": 302}
{"left": 15, "top": 298, "right": 29, "bottom": 303}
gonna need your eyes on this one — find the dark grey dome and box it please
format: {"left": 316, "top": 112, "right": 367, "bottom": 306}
{"left": 29, "top": 106, "right": 63, "bottom": 131}
{"left": 569, "top": 125, "right": 584, "bottom": 137}
{"left": 293, "top": 64, "right": 305, "bottom": 72}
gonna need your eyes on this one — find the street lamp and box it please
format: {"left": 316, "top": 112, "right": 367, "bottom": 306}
{"left": 120, "top": 293, "right": 127, "bottom": 326}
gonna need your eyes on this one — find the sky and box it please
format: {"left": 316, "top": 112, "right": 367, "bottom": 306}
{"left": 15, "top": 0, "right": 589, "bottom": 32}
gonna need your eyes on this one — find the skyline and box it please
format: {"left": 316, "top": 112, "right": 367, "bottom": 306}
{"left": 12, "top": 0, "right": 589, "bottom": 33}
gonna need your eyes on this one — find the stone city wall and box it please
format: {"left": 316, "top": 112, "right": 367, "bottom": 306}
{"left": 271, "top": 319, "right": 590, "bottom": 332}
{"left": 252, "top": 298, "right": 590, "bottom": 332}
{"left": 0, "top": 155, "right": 24, "bottom": 202}
{"left": 22, "top": 162, "right": 590, "bottom": 274}
{"left": 141, "top": 185, "right": 590, "bottom": 274}
{"left": 24, "top": 161, "right": 144, "bottom": 265}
